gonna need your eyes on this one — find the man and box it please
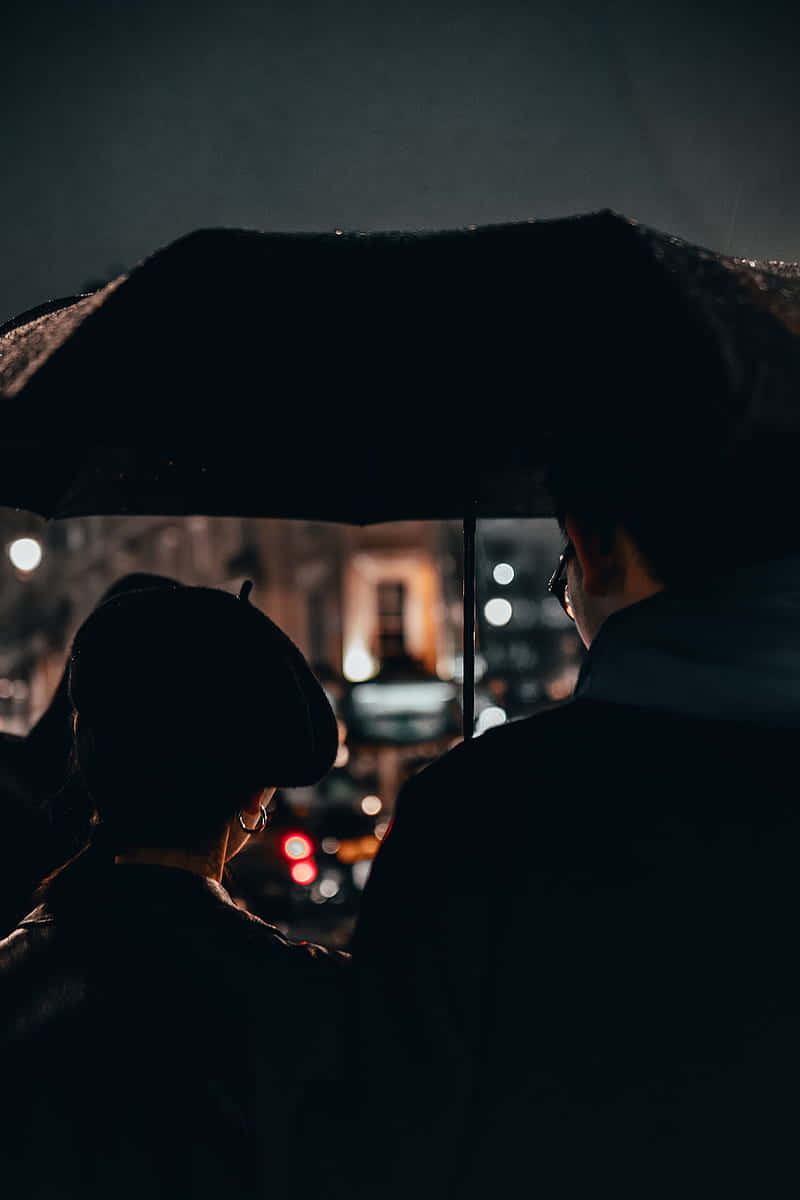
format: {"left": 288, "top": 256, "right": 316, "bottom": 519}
{"left": 348, "top": 422, "right": 800, "bottom": 1197}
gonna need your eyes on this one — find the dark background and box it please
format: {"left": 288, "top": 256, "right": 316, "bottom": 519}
{"left": 2, "top": 0, "right": 798, "bottom": 324}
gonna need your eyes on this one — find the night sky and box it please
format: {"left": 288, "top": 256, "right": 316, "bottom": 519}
{"left": 2, "top": 0, "right": 798, "bottom": 323}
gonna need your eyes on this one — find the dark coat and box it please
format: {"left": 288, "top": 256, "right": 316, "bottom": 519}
{"left": 348, "top": 555, "right": 800, "bottom": 1198}
{"left": 0, "top": 858, "right": 349, "bottom": 1200}
{"left": 0, "top": 721, "right": 92, "bottom": 937}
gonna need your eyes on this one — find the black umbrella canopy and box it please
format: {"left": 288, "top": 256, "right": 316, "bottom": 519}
{"left": 3, "top": 212, "right": 800, "bottom": 740}
{"left": 2, "top": 210, "right": 799, "bottom": 523}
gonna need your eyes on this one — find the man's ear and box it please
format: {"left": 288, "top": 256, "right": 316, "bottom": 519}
{"left": 564, "top": 516, "right": 625, "bottom": 597}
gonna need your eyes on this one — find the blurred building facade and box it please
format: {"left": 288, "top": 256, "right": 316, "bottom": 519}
{"left": 0, "top": 509, "right": 581, "bottom": 942}
{"left": 0, "top": 510, "right": 580, "bottom": 734}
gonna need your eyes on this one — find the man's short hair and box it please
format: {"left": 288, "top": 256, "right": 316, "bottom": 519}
{"left": 544, "top": 364, "right": 800, "bottom": 586}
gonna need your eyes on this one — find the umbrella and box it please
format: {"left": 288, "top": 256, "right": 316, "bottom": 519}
{"left": 2, "top": 210, "right": 800, "bottom": 735}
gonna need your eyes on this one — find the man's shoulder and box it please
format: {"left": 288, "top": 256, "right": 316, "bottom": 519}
{"left": 398, "top": 697, "right": 791, "bottom": 822}
{"left": 406, "top": 699, "right": 602, "bottom": 791}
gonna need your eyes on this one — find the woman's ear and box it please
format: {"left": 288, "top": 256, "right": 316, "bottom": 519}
{"left": 242, "top": 786, "right": 276, "bottom": 816}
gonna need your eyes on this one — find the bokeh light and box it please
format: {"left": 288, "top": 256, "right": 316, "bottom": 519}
{"left": 291, "top": 860, "right": 317, "bottom": 885}
{"left": 492, "top": 562, "right": 514, "bottom": 585}
{"left": 334, "top": 743, "right": 350, "bottom": 767}
{"left": 361, "top": 794, "right": 382, "bottom": 815}
{"left": 343, "top": 638, "right": 377, "bottom": 682}
{"left": 352, "top": 860, "right": 372, "bottom": 890}
{"left": 475, "top": 705, "right": 507, "bottom": 735}
{"left": 9, "top": 538, "right": 43, "bottom": 572}
{"left": 283, "top": 833, "right": 313, "bottom": 860}
{"left": 484, "top": 598, "right": 513, "bottom": 626}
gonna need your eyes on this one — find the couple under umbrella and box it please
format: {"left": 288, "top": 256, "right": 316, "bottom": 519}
{"left": 3, "top": 211, "right": 800, "bottom": 1197}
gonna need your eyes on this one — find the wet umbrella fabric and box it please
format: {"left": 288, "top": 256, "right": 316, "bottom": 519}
{"left": 2, "top": 210, "right": 799, "bottom": 523}
{"left": 2, "top": 210, "right": 799, "bottom": 737}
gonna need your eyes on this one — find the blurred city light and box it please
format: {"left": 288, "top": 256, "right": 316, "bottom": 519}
{"left": 452, "top": 652, "right": 487, "bottom": 683}
{"left": 291, "top": 860, "right": 317, "bottom": 885}
{"left": 8, "top": 537, "right": 43, "bottom": 572}
{"left": 475, "top": 705, "right": 507, "bottom": 735}
{"left": 343, "top": 638, "right": 377, "bottom": 682}
{"left": 352, "top": 860, "right": 372, "bottom": 890}
{"left": 336, "top": 835, "right": 380, "bottom": 864}
{"left": 353, "top": 682, "right": 456, "bottom": 713}
{"left": 334, "top": 743, "right": 350, "bottom": 767}
{"left": 282, "top": 833, "right": 313, "bottom": 861}
{"left": 484, "top": 598, "right": 513, "bottom": 626}
{"left": 492, "top": 562, "right": 515, "bottom": 585}
{"left": 0, "top": 509, "right": 581, "bottom": 942}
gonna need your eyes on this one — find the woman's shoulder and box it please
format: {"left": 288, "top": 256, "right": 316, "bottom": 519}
{"left": 0, "top": 907, "right": 89, "bottom": 1051}
{"left": 210, "top": 884, "right": 351, "bottom": 969}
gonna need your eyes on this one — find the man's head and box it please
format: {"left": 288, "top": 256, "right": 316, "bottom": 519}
{"left": 544, "top": 398, "right": 800, "bottom": 647}
{"left": 551, "top": 520, "right": 664, "bottom": 648}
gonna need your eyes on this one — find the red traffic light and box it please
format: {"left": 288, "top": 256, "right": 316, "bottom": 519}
{"left": 290, "top": 860, "right": 318, "bottom": 886}
{"left": 282, "top": 833, "right": 313, "bottom": 861}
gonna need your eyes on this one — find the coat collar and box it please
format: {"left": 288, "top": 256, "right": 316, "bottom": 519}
{"left": 574, "top": 551, "right": 800, "bottom": 726}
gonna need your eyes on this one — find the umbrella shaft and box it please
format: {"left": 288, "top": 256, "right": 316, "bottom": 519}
{"left": 463, "top": 514, "right": 476, "bottom": 740}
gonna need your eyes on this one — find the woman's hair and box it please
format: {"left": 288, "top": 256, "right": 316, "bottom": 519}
{"left": 68, "top": 584, "right": 338, "bottom": 852}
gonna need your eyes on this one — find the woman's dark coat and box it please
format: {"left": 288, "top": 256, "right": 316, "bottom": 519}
{"left": 0, "top": 857, "right": 348, "bottom": 1199}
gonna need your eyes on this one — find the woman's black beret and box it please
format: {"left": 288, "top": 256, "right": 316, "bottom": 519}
{"left": 68, "top": 583, "right": 338, "bottom": 787}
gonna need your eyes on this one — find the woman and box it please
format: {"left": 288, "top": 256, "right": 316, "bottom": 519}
{"left": 0, "top": 581, "right": 344, "bottom": 1200}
